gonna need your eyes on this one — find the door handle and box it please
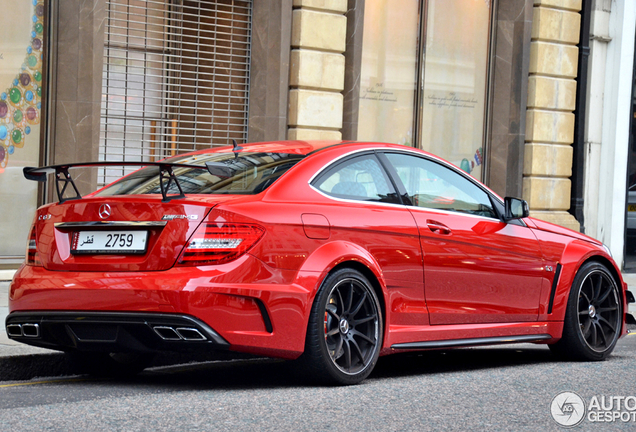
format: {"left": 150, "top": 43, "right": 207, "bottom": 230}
{"left": 427, "top": 220, "right": 451, "bottom": 235}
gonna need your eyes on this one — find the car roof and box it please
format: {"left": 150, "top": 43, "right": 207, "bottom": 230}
{"left": 176, "top": 140, "right": 444, "bottom": 158}
{"left": 178, "top": 140, "right": 346, "bottom": 157}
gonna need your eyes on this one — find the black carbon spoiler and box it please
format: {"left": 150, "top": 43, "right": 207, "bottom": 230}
{"left": 24, "top": 161, "right": 207, "bottom": 204}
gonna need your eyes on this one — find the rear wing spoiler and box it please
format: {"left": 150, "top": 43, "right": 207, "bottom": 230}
{"left": 24, "top": 161, "right": 208, "bottom": 204}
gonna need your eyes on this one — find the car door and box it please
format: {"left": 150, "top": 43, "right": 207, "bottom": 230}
{"left": 380, "top": 151, "right": 546, "bottom": 325}
{"left": 310, "top": 152, "right": 428, "bottom": 327}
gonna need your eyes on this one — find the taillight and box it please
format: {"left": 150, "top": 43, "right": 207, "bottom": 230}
{"left": 26, "top": 226, "right": 42, "bottom": 266}
{"left": 177, "top": 223, "right": 265, "bottom": 266}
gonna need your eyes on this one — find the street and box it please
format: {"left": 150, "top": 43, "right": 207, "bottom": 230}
{"left": 0, "top": 335, "right": 634, "bottom": 431}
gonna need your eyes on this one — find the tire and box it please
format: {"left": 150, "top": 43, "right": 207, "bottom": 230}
{"left": 301, "top": 268, "right": 383, "bottom": 385}
{"left": 70, "top": 352, "right": 154, "bottom": 377}
{"left": 550, "top": 262, "right": 622, "bottom": 361}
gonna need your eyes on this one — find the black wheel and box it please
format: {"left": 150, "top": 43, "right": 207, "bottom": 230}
{"left": 550, "top": 262, "right": 622, "bottom": 361}
{"left": 302, "top": 268, "right": 383, "bottom": 385}
{"left": 69, "top": 352, "right": 154, "bottom": 377}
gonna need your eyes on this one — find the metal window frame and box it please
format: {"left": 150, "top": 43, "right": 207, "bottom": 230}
{"left": 99, "top": 0, "right": 253, "bottom": 186}
{"left": 413, "top": 0, "right": 497, "bottom": 183}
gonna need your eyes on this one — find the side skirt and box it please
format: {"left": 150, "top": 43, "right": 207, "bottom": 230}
{"left": 391, "top": 334, "right": 552, "bottom": 350}
{"left": 384, "top": 321, "right": 564, "bottom": 353}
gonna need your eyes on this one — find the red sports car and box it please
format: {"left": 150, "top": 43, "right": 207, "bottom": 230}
{"left": 7, "top": 141, "right": 636, "bottom": 384}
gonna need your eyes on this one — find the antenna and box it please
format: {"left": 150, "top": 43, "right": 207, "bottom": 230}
{"left": 232, "top": 139, "right": 244, "bottom": 152}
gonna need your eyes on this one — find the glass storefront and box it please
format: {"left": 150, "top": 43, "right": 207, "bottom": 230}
{"left": 358, "top": 0, "right": 492, "bottom": 180}
{"left": 0, "top": 0, "right": 46, "bottom": 261}
{"left": 357, "top": 0, "right": 420, "bottom": 147}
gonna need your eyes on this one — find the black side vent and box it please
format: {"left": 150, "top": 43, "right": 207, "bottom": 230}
{"left": 548, "top": 263, "right": 563, "bottom": 314}
{"left": 255, "top": 299, "right": 273, "bottom": 333}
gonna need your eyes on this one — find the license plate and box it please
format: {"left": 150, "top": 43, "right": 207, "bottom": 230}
{"left": 71, "top": 230, "right": 148, "bottom": 254}
{"left": 629, "top": 205, "right": 636, "bottom": 212}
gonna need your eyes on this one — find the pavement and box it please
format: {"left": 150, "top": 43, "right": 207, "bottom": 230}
{"left": 0, "top": 271, "right": 50, "bottom": 354}
{"left": 1, "top": 269, "right": 636, "bottom": 382}
{"left": 0, "top": 271, "right": 73, "bottom": 381}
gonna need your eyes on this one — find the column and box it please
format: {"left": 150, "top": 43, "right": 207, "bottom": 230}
{"left": 523, "top": 0, "right": 581, "bottom": 231}
{"left": 288, "top": 0, "right": 347, "bottom": 140}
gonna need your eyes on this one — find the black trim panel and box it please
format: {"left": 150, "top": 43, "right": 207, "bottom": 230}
{"left": 254, "top": 299, "right": 273, "bottom": 333}
{"left": 391, "top": 334, "right": 553, "bottom": 350}
{"left": 375, "top": 151, "right": 409, "bottom": 205}
{"left": 548, "top": 263, "right": 562, "bottom": 314}
{"left": 6, "top": 311, "right": 229, "bottom": 353}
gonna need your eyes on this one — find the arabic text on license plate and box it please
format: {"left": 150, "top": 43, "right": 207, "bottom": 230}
{"left": 629, "top": 205, "right": 636, "bottom": 212}
{"left": 72, "top": 230, "right": 148, "bottom": 254}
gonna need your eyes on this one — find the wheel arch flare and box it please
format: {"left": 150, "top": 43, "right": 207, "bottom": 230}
{"left": 295, "top": 240, "right": 390, "bottom": 344}
{"left": 549, "top": 239, "right": 625, "bottom": 328}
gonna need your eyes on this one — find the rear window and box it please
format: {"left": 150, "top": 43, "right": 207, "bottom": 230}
{"left": 95, "top": 152, "right": 304, "bottom": 196}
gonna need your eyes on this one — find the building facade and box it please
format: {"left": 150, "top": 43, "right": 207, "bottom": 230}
{"left": 1, "top": 0, "right": 634, "bottom": 273}
{"left": 581, "top": 0, "right": 636, "bottom": 270}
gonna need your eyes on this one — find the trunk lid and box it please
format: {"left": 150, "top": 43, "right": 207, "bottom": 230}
{"left": 34, "top": 196, "right": 234, "bottom": 271}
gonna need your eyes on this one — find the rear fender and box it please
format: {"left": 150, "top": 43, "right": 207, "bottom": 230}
{"left": 297, "top": 240, "right": 388, "bottom": 309}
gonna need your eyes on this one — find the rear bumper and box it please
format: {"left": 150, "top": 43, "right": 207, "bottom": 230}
{"left": 5, "top": 311, "right": 229, "bottom": 353}
{"left": 8, "top": 257, "right": 324, "bottom": 359}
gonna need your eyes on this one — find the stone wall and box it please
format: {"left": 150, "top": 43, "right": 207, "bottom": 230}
{"left": 523, "top": 0, "right": 582, "bottom": 230}
{"left": 287, "top": 0, "right": 347, "bottom": 140}
{"left": 486, "top": 0, "right": 534, "bottom": 198}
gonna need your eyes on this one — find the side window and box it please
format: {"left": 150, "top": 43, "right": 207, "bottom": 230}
{"left": 313, "top": 154, "right": 399, "bottom": 203}
{"left": 384, "top": 152, "right": 497, "bottom": 218}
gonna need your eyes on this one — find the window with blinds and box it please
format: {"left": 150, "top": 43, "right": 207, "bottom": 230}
{"left": 99, "top": 0, "right": 252, "bottom": 185}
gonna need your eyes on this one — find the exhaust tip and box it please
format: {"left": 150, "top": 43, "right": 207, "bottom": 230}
{"left": 175, "top": 327, "right": 206, "bottom": 341}
{"left": 153, "top": 326, "right": 182, "bottom": 341}
{"left": 22, "top": 323, "right": 40, "bottom": 338}
{"left": 152, "top": 325, "right": 207, "bottom": 341}
{"left": 6, "top": 324, "right": 23, "bottom": 337}
{"left": 7, "top": 323, "right": 40, "bottom": 338}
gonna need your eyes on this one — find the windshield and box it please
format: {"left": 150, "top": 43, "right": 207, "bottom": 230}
{"left": 95, "top": 152, "right": 305, "bottom": 196}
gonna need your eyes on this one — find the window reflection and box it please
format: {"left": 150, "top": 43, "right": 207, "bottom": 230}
{"left": 385, "top": 152, "right": 496, "bottom": 218}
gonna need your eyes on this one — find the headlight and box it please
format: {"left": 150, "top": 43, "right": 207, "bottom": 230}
{"left": 602, "top": 244, "right": 612, "bottom": 258}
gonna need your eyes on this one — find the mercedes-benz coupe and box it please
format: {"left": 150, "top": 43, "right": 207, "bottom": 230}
{"left": 7, "top": 141, "right": 635, "bottom": 384}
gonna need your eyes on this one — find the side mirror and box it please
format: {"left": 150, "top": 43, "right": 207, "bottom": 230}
{"left": 504, "top": 197, "right": 529, "bottom": 221}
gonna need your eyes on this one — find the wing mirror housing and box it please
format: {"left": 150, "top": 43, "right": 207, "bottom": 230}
{"left": 504, "top": 197, "right": 529, "bottom": 221}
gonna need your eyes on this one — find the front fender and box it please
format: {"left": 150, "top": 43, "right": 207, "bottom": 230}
{"left": 547, "top": 239, "right": 623, "bottom": 324}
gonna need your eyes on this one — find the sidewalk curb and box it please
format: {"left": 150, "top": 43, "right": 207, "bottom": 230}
{"left": 0, "top": 352, "right": 74, "bottom": 381}
{"left": 0, "top": 350, "right": 255, "bottom": 382}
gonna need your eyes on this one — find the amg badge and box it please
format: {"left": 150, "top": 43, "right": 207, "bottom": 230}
{"left": 162, "top": 215, "right": 199, "bottom": 220}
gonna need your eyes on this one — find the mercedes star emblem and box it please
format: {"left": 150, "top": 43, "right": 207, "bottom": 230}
{"left": 98, "top": 204, "right": 112, "bottom": 219}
